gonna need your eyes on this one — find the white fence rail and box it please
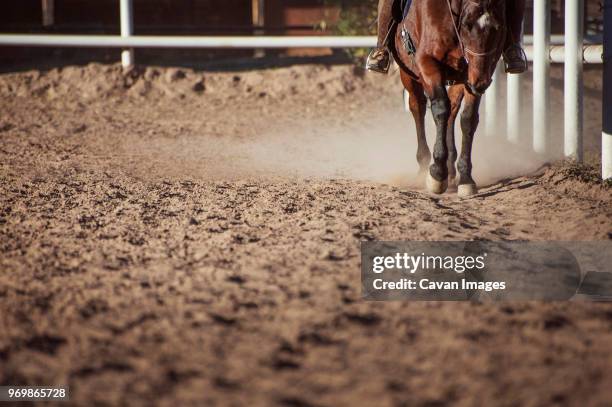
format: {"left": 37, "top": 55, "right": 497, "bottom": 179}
{"left": 0, "top": 34, "right": 377, "bottom": 49}
{"left": 0, "top": 35, "right": 603, "bottom": 63}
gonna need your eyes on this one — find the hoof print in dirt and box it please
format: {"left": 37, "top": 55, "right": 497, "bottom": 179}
{"left": 209, "top": 313, "right": 237, "bottom": 326}
{"left": 344, "top": 312, "right": 381, "bottom": 327}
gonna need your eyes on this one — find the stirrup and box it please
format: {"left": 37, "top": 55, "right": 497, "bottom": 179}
{"left": 503, "top": 45, "right": 528, "bottom": 74}
{"left": 366, "top": 48, "right": 391, "bottom": 74}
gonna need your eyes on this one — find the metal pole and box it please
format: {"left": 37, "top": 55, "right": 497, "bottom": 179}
{"left": 564, "top": 0, "right": 584, "bottom": 161}
{"left": 485, "top": 62, "right": 502, "bottom": 137}
{"left": 252, "top": 0, "right": 265, "bottom": 58}
{"left": 604, "top": 0, "right": 612, "bottom": 180}
{"left": 42, "top": 0, "right": 54, "bottom": 27}
{"left": 120, "top": 0, "right": 134, "bottom": 69}
{"left": 507, "top": 31, "right": 524, "bottom": 145}
{"left": 533, "top": 0, "right": 550, "bottom": 154}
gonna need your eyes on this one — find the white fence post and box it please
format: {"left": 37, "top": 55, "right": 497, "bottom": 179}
{"left": 252, "top": 0, "right": 265, "bottom": 58}
{"left": 485, "top": 62, "right": 502, "bottom": 137}
{"left": 564, "top": 0, "right": 584, "bottom": 161}
{"left": 506, "top": 74, "right": 522, "bottom": 144}
{"left": 42, "top": 0, "right": 54, "bottom": 27}
{"left": 604, "top": 0, "right": 612, "bottom": 180}
{"left": 533, "top": 0, "right": 550, "bottom": 154}
{"left": 120, "top": 0, "right": 134, "bottom": 69}
{"left": 507, "top": 32, "right": 524, "bottom": 145}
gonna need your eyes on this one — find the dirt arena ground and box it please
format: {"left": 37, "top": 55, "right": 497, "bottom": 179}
{"left": 1, "top": 62, "right": 611, "bottom": 406}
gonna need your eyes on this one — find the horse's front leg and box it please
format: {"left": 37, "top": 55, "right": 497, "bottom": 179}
{"left": 457, "top": 91, "right": 481, "bottom": 197}
{"left": 446, "top": 85, "right": 465, "bottom": 190}
{"left": 419, "top": 57, "right": 450, "bottom": 194}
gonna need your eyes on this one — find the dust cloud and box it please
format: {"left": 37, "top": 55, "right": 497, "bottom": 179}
{"left": 119, "top": 103, "right": 548, "bottom": 188}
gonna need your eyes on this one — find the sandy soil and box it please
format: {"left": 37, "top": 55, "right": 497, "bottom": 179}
{"left": 1, "top": 62, "right": 611, "bottom": 406}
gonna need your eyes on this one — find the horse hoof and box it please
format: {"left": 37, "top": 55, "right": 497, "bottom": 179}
{"left": 458, "top": 183, "right": 478, "bottom": 197}
{"left": 426, "top": 174, "right": 448, "bottom": 194}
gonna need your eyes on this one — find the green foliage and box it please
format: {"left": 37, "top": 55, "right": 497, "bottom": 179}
{"left": 321, "top": 0, "right": 378, "bottom": 58}
{"left": 328, "top": 0, "right": 378, "bottom": 35}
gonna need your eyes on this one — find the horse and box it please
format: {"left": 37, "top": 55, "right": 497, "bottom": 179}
{"left": 390, "top": 0, "right": 507, "bottom": 196}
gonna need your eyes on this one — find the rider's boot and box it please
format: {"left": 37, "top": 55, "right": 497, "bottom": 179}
{"left": 503, "top": 42, "right": 528, "bottom": 74}
{"left": 366, "top": 47, "right": 391, "bottom": 74}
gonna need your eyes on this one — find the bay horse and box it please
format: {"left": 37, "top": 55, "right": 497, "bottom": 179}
{"left": 390, "top": 0, "right": 507, "bottom": 196}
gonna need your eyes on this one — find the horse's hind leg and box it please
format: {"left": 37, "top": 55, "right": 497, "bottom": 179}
{"left": 446, "top": 85, "right": 465, "bottom": 190}
{"left": 400, "top": 72, "right": 430, "bottom": 182}
{"left": 457, "top": 91, "right": 481, "bottom": 197}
